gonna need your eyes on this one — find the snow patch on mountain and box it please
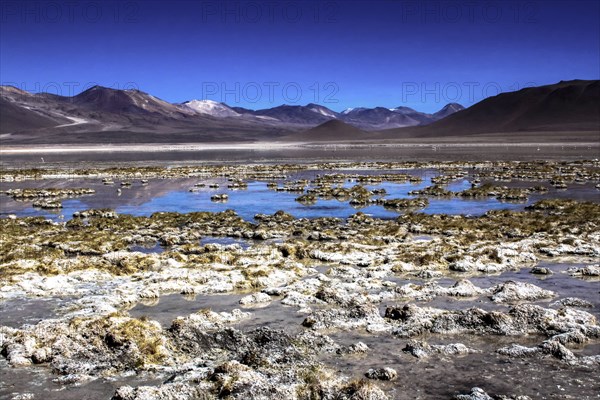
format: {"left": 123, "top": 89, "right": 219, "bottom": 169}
{"left": 308, "top": 105, "right": 337, "bottom": 118}
{"left": 54, "top": 115, "right": 91, "bottom": 128}
{"left": 255, "top": 115, "right": 280, "bottom": 121}
{"left": 389, "top": 106, "right": 418, "bottom": 114}
{"left": 181, "top": 100, "right": 240, "bottom": 117}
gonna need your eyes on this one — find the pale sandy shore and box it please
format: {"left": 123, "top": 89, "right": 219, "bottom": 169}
{"left": 0, "top": 142, "right": 303, "bottom": 154}
{"left": 1, "top": 141, "right": 598, "bottom": 154}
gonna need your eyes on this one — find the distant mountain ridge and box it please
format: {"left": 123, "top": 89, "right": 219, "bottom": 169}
{"left": 1, "top": 80, "right": 596, "bottom": 145}
{"left": 284, "top": 119, "right": 367, "bottom": 141}
{"left": 0, "top": 85, "right": 463, "bottom": 136}
{"left": 233, "top": 102, "right": 463, "bottom": 130}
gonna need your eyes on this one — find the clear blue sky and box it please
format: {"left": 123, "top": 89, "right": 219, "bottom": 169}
{"left": 1, "top": 0, "right": 598, "bottom": 112}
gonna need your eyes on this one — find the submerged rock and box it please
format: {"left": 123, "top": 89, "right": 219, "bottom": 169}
{"left": 32, "top": 199, "right": 63, "bottom": 209}
{"left": 530, "top": 266, "right": 553, "bottom": 275}
{"left": 446, "top": 280, "right": 486, "bottom": 297}
{"left": 551, "top": 297, "right": 594, "bottom": 308}
{"left": 453, "top": 387, "right": 494, "bottom": 400}
{"left": 453, "top": 387, "right": 533, "bottom": 400}
{"left": 402, "top": 340, "right": 474, "bottom": 358}
{"left": 365, "top": 367, "right": 397, "bottom": 381}
{"left": 303, "top": 303, "right": 389, "bottom": 333}
{"left": 488, "top": 281, "right": 555, "bottom": 303}
{"left": 239, "top": 292, "right": 272, "bottom": 306}
{"left": 496, "top": 344, "right": 541, "bottom": 358}
{"left": 10, "top": 394, "right": 35, "bottom": 400}
{"left": 383, "top": 303, "right": 599, "bottom": 340}
{"left": 567, "top": 264, "right": 600, "bottom": 277}
{"left": 112, "top": 382, "right": 210, "bottom": 400}
{"left": 337, "top": 341, "right": 370, "bottom": 355}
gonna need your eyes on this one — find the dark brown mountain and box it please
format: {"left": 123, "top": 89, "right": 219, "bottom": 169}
{"left": 284, "top": 119, "right": 367, "bottom": 141}
{"left": 235, "top": 103, "right": 339, "bottom": 125}
{"left": 381, "top": 80, "right": 600, "bottom": 138}
{"left": 0, "top": 85, "right": 291, "bottom": 144}
{"left": 431, "top": 103, "right": 465, "bottom": 119}
{"left": 71, "top": 86, "right": 189, "bottom": 117}
{"left": 0, "top": 97, "right": 66, "bottom": 133}
{"left": 338, "top": 103, "right": 464, "bottom": 130}
{"left": 340, "top": 107, "right": 427, "bottom": 130}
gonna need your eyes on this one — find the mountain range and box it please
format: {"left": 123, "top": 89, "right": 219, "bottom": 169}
{"left": 229, "top": 102, "right": 463, "bottom": 129}
{"left": 0, "top": 84, "right": 462, "bottom": 144}
{"left": 0, "top": 80, "right": 597, "bottom": 145}
{"left": 379, "top": 79, "right": 600, "bottom": 138}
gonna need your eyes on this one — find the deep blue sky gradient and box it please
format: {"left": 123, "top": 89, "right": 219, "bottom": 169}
{"left": 1, "top": 0, "right": 598, "bottom": 112}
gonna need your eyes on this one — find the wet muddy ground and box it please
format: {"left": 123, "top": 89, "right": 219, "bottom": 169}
{"left": 1, "top": 161, "right": 599, "bottom": 400}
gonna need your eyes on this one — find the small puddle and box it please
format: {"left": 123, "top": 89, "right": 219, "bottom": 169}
{"left": 200, "top": 236, "right": 284, "bottom": 249}
{"left": 412, "top": 235, "right": 435, "bottom": 242}
{"left": 128, "top": 291, "right": 310, "bottom": 335}
{"left": 200, "top": 236, "right": 253, "bottom": 249}
{"left": 128, "top": 292, "right": 247, "bottom": 327}
{"left": 130, "top": 242, "right": 164, "bottom": 254}
{"left": 0, "top": 358, "right": 163, "bottom": 400}
{"left": 0, "top": 297, "right": 73, "bottom": 328}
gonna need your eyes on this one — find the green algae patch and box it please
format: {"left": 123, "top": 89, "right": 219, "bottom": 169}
{"left": 107, "top": 317, "right": 169, "bottom": 367}
{"left": 70, "top": 314, "right": 170, "bottom": 369}
{"left": 398, "top": 200, "right": 600, "bottom": 239}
